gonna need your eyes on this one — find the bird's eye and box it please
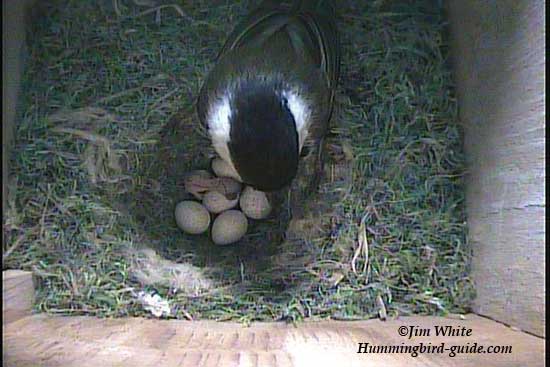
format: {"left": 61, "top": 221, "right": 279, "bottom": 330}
{"left": 282, "top": 97, "right": 289, "bottom": 107}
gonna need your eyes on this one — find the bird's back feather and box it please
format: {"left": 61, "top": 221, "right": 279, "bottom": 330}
{"left": 217, "top": 0, "right": 339, "bottom": 92}
{"left": 197, "top": 0, "right": 340, "bottom": 139}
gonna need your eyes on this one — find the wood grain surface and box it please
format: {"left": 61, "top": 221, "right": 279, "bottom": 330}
{"left": 3, "top": 271, "right": 544, "bottom": 367}
{"left": 448, "top": 0, "right": 545, "bottom": 337}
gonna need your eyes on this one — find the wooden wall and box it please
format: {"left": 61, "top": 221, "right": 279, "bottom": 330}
{"left": 2, "top": 0, "right": 545, "bottom": 340}
{"left": 448, "top": 0, "right": 545, "bottom": 337}
{"left": 2, "top": 0, "right": 35, "bottom": 242}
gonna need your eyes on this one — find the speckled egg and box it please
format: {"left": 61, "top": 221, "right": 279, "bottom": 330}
{"left": 202, "top": 190, "right": 239, "bottom": 214}
{"left": 211, "top": 210, "right": 248, "bottom": 245}
{"left": 183, "top": 170, "right": 214, "bottom": 200}
{"left": 212, "top": 177, "right": 242, "bottom": 198}
{"left": 174, "top": 201, "right": 210, "bottom": 234}
{"left": 211, "top": 157, "right": 242, "bottom": 181}
{"left": 239, "top": 186, "right": 271, "bottom": 219}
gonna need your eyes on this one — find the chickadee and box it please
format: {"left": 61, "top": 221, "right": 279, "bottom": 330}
{"left": 197, "top": 0, "right": 340, "bottom": 191}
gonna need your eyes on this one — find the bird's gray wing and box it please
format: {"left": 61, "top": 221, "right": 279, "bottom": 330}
{"left": 197, "top": 0, "right": 340, "bottom": 128}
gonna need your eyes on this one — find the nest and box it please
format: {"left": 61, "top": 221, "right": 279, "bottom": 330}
{"left": 3, "top": 0, "right": 474, "bottom": 321}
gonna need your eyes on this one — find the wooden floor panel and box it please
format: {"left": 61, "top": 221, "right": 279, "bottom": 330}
{"left": 3, "top": 271, "right": 545, "bottom": 367}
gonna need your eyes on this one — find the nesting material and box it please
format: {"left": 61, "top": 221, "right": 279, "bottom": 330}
{"left": 211, "top": 157, "right": 241, "bottom": 181}
{"left": 240, "top": 186, "right": 272, "bottom": 219}
{"left": 202, "top": 190, "right": 239, "bottom": 214}
{"left": 6, "top": 0, "right": 472, "bottom": 323}
{"left": 211, "top": 210, "right": 248, "bottom": 245}
{"left": 129, "top": 248, "right": 213, "bottom": 295}
{"left": 174, "top": 201, "right": 211, "bottom": 234}
{"left": 136, "top": 291, "right": 171, "bottom": 318}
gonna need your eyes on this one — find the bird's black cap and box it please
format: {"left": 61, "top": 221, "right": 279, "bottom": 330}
{"left": 228, "top": 80, "right": 299, "bottom": 192}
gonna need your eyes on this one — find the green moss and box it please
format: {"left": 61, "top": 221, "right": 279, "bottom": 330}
{"left": 3, "top": 0, "right": 474, "bottom": 321}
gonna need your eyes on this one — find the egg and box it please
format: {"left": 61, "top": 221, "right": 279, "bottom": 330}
{"left": 183, "top": 170, "right": 214, "bottom": 200}
{"left": 202, "top": 190, "right": 239, "bottom": 214}
{"left": 239, "top": 186, "right": 271, "bottom": 219}
{"left": 184, "top": 170, "right": 241, "bottom": 200}
{"left": 212, "top": 177, "right": 242, "bottom": 198}
{"left": 174, "top": 201, "right": 210, "bottom": 234}
{"left": 211, "top": 210, "right": 248, "bottom": 245}
{"left": 211, "top": 157, "right": 242, "bottom": 181}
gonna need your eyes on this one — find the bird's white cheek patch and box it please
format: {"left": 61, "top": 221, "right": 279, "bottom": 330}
{"left": 208, "top": 95, "right": 232, "bottom": 144}
{"left": 207, "top": 95, "right": 242, "bottom": 181}
{"left": 283, "top": 91, "right": 311, "bottom": 152}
